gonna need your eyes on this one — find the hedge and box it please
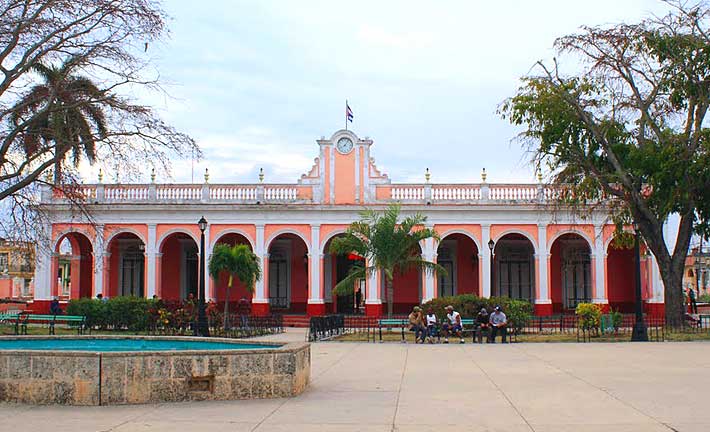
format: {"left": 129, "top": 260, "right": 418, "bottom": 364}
{"left": 421, "top": 294, "right": 533, "bottom": 333}
{"left": 66, "top": 297, "right": 159, "bottom": 331}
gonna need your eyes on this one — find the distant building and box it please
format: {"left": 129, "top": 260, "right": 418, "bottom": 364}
{"left": 0, "top": 239, "right": 34, "bottom": 299}
{"left": 32, "top": 130, "right": 667, "bottom": 316}
{"left": 684, "top": 243, "right": 709, "bottom": 297}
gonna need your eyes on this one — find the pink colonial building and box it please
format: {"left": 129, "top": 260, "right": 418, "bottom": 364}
{"left": 32, "top": 130, "right": 666, "bottom": 317}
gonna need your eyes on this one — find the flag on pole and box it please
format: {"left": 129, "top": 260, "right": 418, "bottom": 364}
{"left": 346, "top": 101, "right": 354, "bottom": 123}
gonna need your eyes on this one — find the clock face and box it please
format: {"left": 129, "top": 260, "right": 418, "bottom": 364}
{"left": 336, "top": 137, "right": 354, "bottom": 154}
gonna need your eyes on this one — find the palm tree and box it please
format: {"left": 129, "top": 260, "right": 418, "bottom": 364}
{"left": 329, "top": 203, "right": 445, "bottom": 317}
{"left": 10, "top": 56, "right": 109, "bottom": 183}
{"left": 208, "top": 243, "right": 262, "bottom": 329}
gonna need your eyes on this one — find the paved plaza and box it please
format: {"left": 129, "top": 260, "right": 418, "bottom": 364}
{"left": 1, "top": 330, "right": 709, "bottom": 431}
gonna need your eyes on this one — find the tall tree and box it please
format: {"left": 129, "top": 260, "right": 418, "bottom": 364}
{"left": 500, "top": 0, "right": 710, "bottom": 325}
{"left": 208, "top": 243, "right": 262, "bottom": 329}
{"left": 0, "top": 0, "right": 197, "bottom": 244}
{"left": 329, "top": 203, "right": 444, "bottom": 317}
{"left": 11, "top": 56, "right": 109, "bottom": 184}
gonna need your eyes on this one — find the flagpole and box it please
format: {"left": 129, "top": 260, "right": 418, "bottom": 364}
{"left": 345, "top": 100, "right": 348, "bottom": 131}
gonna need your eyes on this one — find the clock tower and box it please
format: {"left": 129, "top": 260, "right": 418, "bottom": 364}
{"left": 298, "top": 130, "right": 390, "bottom": 205}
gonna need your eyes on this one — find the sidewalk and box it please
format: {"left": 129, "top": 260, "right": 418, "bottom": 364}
{"left": 0, "top": 332, "right": 708, "bottom": 431}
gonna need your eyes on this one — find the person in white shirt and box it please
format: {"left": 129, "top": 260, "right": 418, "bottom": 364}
{"left": 442, "top": 305, "right": 464, "bottom": 344}
{"left": 425, "top": 308, "right": 439, "bottom": 343}
{"left": 489, "top": 306, "right": 508, "bottom": 343}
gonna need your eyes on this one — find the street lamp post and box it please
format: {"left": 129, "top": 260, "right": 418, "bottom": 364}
{"left": 631, "top": 222, "right": 648, "bottom": 342}
{"left": 196, "top": 216, "right": 210, "bottom": 337}
{"left": 488, "top": 239, "right": 495, "bottom": 298}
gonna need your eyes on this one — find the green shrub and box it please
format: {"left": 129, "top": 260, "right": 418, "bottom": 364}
{"left": 698, "top": 293, "right": 710, "bottom": 303}
{"left": 66, "top": 297, "right": 158, "bottom": 331}
{"left": 575, "top": 303, "right": 602, "bottom": 331}
{"left": 609, "top": 309, "right": 623, "bottom": 330}
{"left": 421, "top": 294, "right": 533, "bottom": 334}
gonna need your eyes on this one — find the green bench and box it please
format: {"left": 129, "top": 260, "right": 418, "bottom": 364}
{"left": 0, "top": 313, "right": 86, "bottom": 335}
{"left": 377, "top": 319, "right": 409, "bottom": 342}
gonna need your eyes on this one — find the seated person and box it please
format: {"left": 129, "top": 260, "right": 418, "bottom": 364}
{"left": 408, "top": 306, "right": 426, "bottom": 343}
{"left": 475, "top": 307, "right": 490, "bottom": 343}
{"left": 49, "top": 297, "right": 62, "bottom": 315}
{"left": 442, "top": 305, "right": 464, "bottom": 344}
{"left": 489, "top": 306, "right": 508, "bottom": 343}
{"left": 425, "top": 308, "right": 439, "bottom": 343}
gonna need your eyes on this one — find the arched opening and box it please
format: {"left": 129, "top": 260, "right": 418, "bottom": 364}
{"left": 385, "top": 243, "right": 423, "bottom": 315}
{"left": 212, "top": 233, "right": 254, "bottom": 306}
{"left": 267, "top": 233, "right": 309, "bottom": 314}
{"left": 436, "top": 233, "right": 480, "bottom": 297}
{"left": 54, "top": 232, "right": 93, "bottom": 299}
{"left": 493, "top": 233, "right": 535, "bottom": 302}
{"left": 323, "top": 234, "right": 365, "bottom": 315}
{"left": 159, "top": 232, "right": 198, "bottom": 301}
{"left": 107, "top": 232, "right": 145, "bottom": 298}
{"left": 607, "top": 241, "right": 638, "bottom": 312}
{"left": 550, "top": 233, "right": 592, "bottom": 312}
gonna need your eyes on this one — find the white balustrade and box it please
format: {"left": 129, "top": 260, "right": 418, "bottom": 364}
{"left": 489, "top": 185, "right": 538, "bottom": 201}
{"left": 432, "top": 186, "right": 481, "bottom": 201}
{"left": 210, "top": 185, "right": 257, "bottom": 201}
{"left": 391, "top": 187, "right": 424, "bottom": 200}
{"left": 104, "top": 185, "right": 150, "bottom": 201}
{"left": 264, "top": 187, "right": 297, "bottom": 201}
{"left": 155, "top": 185, "right": 201, "bottom": 200}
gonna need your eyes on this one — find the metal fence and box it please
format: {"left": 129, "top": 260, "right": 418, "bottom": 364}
{"left": 147, "top": 313, "right": 283, "bottom": 338}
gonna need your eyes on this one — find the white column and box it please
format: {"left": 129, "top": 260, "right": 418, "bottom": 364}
{"left": 33, "top": 222, "right": 52, "bottom": 301}
{"left": 650, "top": 253, "right": 665, "bottom": 303}
{"left": 308, "top": 224, "right": 323, "bottom": 305}
{"left": 146, "top": 224, "right": 157, "bottom": 298}
{"left": 366, "top": 263, "right": 380, "bottom": 304}
{"left": 203, "top": 223, "right": 213, "bottom": 300}
{"left": 536, "top": 223, "right": 551, "bottom": 305}
{"left": 254, "top": 224, "right": 267, "bottom": 304}
{"left": 481, "top": 224, "right": 492, "bottom": 298}
{"left": 592, "top": 224, "right": 608, "bottom": 304}
{"left": 93, "top": 224, "right": 104, "bottom": 297}
{"left": 423, "top": 237, "right": 435, "bottom": 302}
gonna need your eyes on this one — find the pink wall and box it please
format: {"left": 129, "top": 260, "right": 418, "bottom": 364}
{"left": 212, "top": 233, "right": 252, "bottom": 303}
{"left": 607, "top": 245, "right": 636, "bottom": 312}
{"left": 550, "top": 240, "right": 563, "bottom": 312}
{"left": 454, "top": 234, "right": 479, "bottom": 295}
{"left": 160, "top": 235, "right": 183, "bottom": 300}
{"left": 0, "top": 279, "right": 12, "bottom": 298}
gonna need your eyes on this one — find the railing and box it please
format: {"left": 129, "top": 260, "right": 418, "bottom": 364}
{"left": 156, "top": 185, "right": 201, "bottom": 200}
{"left": 42, "top": 181, "right": 597, "bottom": 206}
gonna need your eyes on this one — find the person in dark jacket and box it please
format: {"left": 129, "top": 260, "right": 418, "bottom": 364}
{"left": 49, "top": 297, "right": 62, "bottom": 315}
{"left": 475, "top": 307, "right": 490, "bottom": 343}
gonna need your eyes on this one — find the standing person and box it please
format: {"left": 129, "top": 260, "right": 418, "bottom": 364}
{"left": 425, "top": 308, "right": 439, "bottom": 343}
{"left": 355, "top": 288, "right": 362, "bottom": 314}
{"left": 408, "top": 306, "right": 426, "bottom": 343}
{"left": 475, "top": 307, "right": 490, "bottom": 343}
{"left": 688, "top": 287, "right": 698, "bottom": 314}
{"left": 489, "top": 306, "right": 508, "bottom": 343}
{"left": 442, "top": 305, "right": 464, "bottom": 344}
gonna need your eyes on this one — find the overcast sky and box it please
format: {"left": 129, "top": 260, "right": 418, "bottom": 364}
{"left": 101, "top": 0, "right": 673, "bottom": 185}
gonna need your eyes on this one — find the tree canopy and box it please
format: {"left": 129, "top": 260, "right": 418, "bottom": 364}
{"left": 500, "top": 0, "right": 710, "bottom": 324}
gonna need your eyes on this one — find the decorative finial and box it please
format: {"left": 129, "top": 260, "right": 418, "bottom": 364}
{"left": 46, "top": 169, "right": 53, "bottom": 183}
{"left": 425, "top": 167, "right": 431, "bottom": 183}
{"left": 537, "top": 168, "right": 543, "bottom": 183}
{"left": 259, "top": 167, "right": 264, "bottom": 183}
{"left": 204, "top": 168, "right": 209, "bottom": 183}
{"left": 150, "top": 168, "right": 155, "bottom": 183}
{"left": 481, "top": 168, "right": 487, "bottom": 182}
{"left": 98, "top": 168, "right": 103, "bottom": 183}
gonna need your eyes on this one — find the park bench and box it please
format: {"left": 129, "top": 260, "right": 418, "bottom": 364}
{"left": 0, "top": 313, "right": 87, "bottom": 335}
{"left": 377, "top": 318, "right": 409, "bottom": 342}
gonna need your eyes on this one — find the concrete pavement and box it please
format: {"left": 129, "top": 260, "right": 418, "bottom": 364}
{"left": 1, "top": 329, "right": 709, "bottom": 431}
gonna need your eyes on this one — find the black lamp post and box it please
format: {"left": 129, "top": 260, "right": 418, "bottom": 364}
{"left": 196, "top": 216, "right": 210, "bottom": 337}
{"left": 631, "top": 222, "right": 648, "bottom": 342}
{"left": 488, "top": 239, "right": 495, "bottom": 298}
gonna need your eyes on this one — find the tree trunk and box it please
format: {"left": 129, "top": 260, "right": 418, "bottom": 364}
{"left": 386, "top": 277, "right": 393, "bottom": 318}
{"left": 223, "top": 275, "right": 232, "bottom": 330}
{"left": 659, "top": 260, "right": 686, "bottom": 328}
